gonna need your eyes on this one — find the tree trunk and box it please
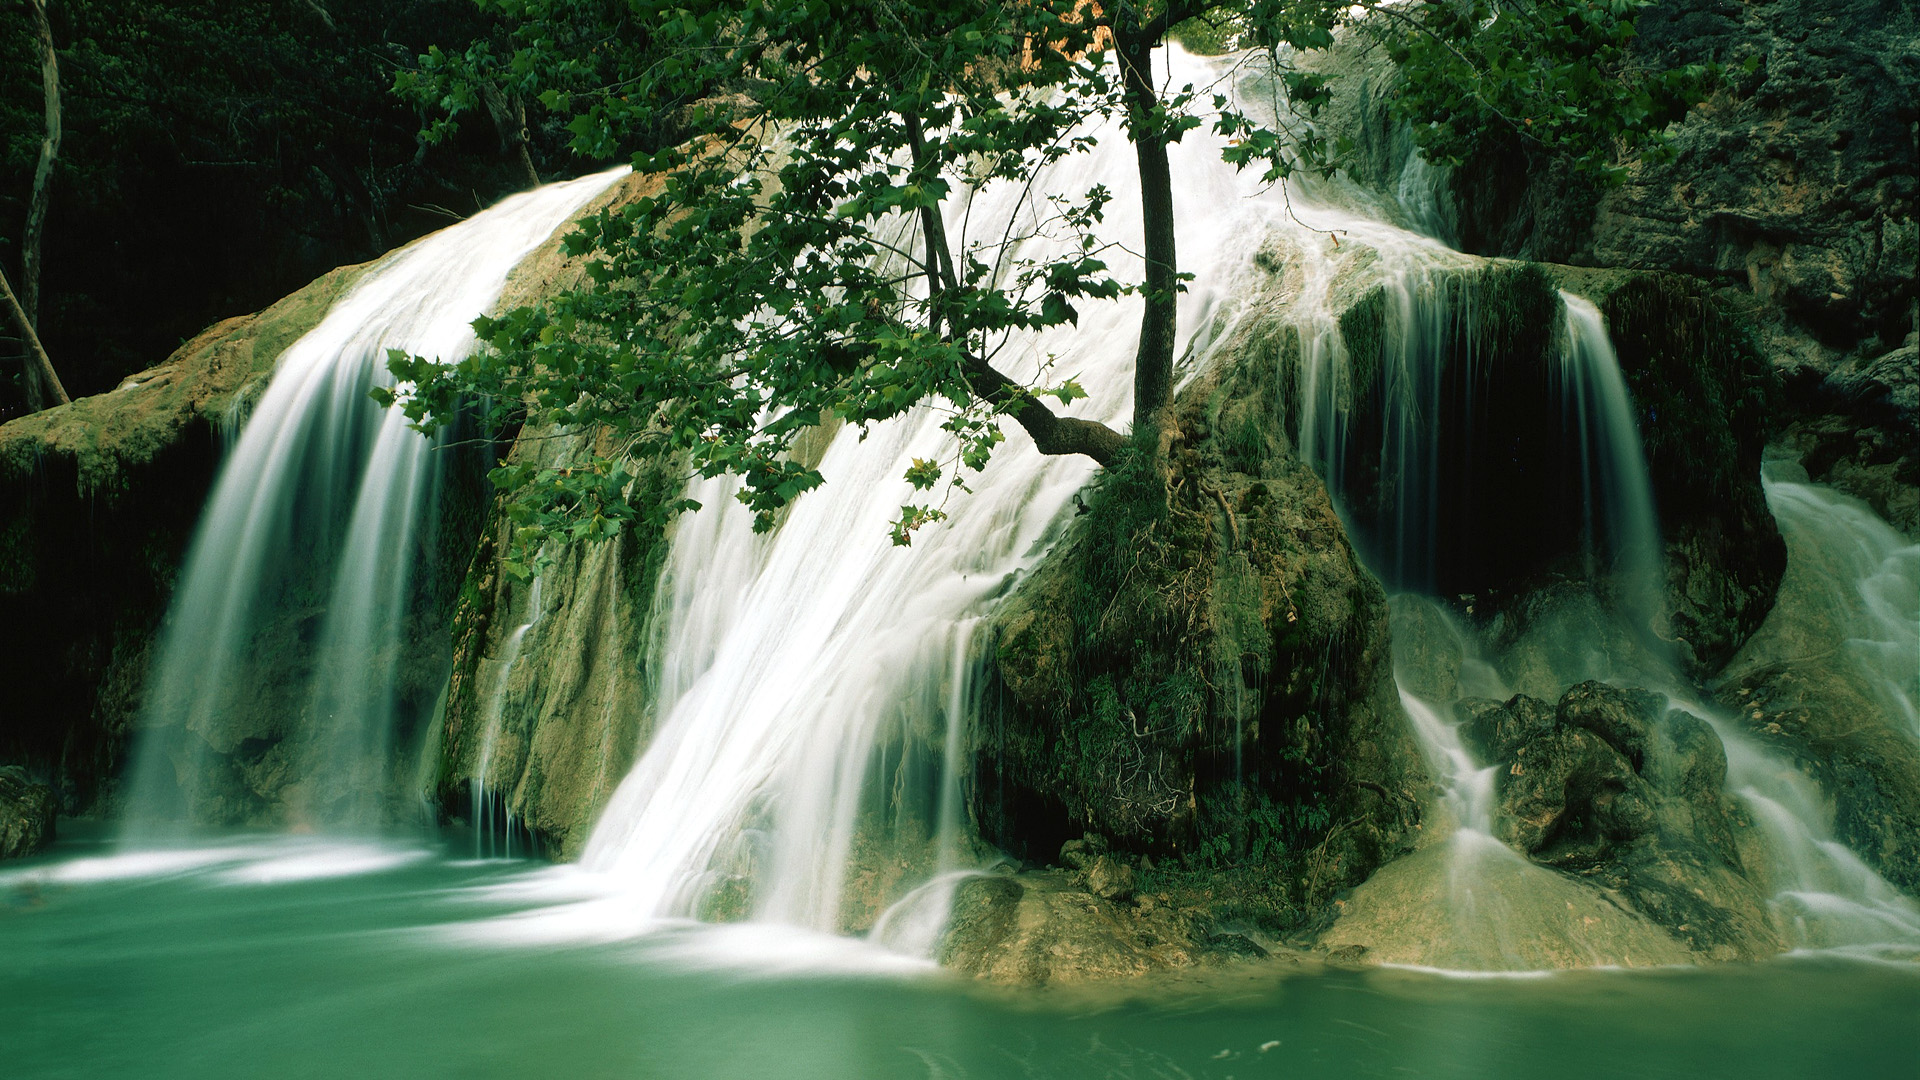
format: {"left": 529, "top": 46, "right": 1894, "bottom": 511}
{"left": 21, "top": 0, "right": 61, "bottom": 410}
{"left": 1, "top": 266, "right": 69, "bottom": 408}
{"left": 1117, "top": 19, "right": 1180, "bottom": 458}
{"left": 481, "top": 84, "right": 541, "bottom": 190}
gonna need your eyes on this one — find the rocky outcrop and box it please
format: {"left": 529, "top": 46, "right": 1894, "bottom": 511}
{"left": 939, "top": 866, "right": 1276, "bottom": 985}
{"left": 1321, "top": 262, "right": 1783, "bottom": 683}
{"left": 1458, "top": 683, "right": 1781, "bottom": 959}
{"left": 1776, "top": 339, "right": 1919, "bottom": 540}
{"left": 964, "top": 290, "right": 1429, "bottom": 972}
{"left": 1603, "top": 0, "right": 1919, "bottom": 355}
{"left": 0, "top": 766, "right": 57, "bottom": 859}
{"left": 0, "top": 262, "right": 370, "bottom": 814}
{"left": 1316, "top": 838, "right": 1697, "bottom": 970}
{"left": 1450, "top": 0, "right": 1918, "bottom": 359}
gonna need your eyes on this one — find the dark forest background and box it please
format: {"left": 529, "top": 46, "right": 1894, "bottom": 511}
{"left": 0, "top": 0, "right": 591, "bottom": 420}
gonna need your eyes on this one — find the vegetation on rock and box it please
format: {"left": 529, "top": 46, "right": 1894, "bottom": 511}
{"left": 383, "top": 0, "right": 1715, "bottom": 571}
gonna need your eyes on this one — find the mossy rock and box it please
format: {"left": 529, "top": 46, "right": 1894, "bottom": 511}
{"left": 973, "top": 311, "right": 1427, "bottom": 941}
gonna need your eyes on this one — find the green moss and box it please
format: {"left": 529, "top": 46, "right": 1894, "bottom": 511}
{"left": 1336, "top": 286, "right": 1388, "bottom": 402}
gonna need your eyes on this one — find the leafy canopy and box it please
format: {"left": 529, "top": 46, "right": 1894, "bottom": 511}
{"left": 383, "top": 0, "right": 1712, "bottom": 575}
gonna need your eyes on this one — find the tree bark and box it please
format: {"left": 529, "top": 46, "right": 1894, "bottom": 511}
{"left": 481, "top": 83, "right": 541, "bottom": 190}
{"left": 961, "top": 351, "right": 1126, "bottom": 466}
{"left": 21, "top": 0, "right": 61, "bottom": 410}
{"left": 1116, "top": 16, "right": 1180, "bottom": 455}
{"left": 1, "top": 266, "right": 69, "bottom": 408}
{"left": 903, "top": 106, "right": 1127, "bottom": 467}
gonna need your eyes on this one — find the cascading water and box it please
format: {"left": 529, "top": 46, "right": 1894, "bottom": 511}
{"left": 1754, "top": 468, "right": 1920, "bottom": 738}
{"left": 124, "top": 168, "right": 628, "bottom": 834}
{"left": 473, "top": 572, "right": 546, "bottom": 857}
{"left": 452, "top": 45, "right": 1919, "bottom": 972}
{"left": 498, "top": 62, "right": 1295, "bottom": 943}
{"left": 1557, "top": 292, "right": 1664, "bottom": 632}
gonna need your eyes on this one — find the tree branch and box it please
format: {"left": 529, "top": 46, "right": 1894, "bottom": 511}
{"left": 960, "top": 350, "right": 1125, "bottom": 466}
{"left": 1, "top": 265, "right": 69, "bottom": 408}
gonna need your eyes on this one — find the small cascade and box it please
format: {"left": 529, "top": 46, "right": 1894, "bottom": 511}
{"left": 1756, "top": 470, "right": 1920, "bottom": 738}
{"left": 125, "top": 168, "right": 627, "bottom": 834}
{"left": 1557, "top": 292, "right": 1665, "bottom": 636}
{"left": 1711, "top": 714, "right": 1920, "bottom": 955}
{"left": 1317, "top": 275, "right": 1920, "bottom": 965}
{"left": 473, "top": 573, "right": 546, "bottom": 858}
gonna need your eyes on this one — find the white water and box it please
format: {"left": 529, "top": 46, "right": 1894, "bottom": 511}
{"left": 511, "top": 53, "right": 1296, "bottom": 941}
{"left": 1758, "top": 471, "right": 1920, "bottom": 738}
{"left": 125, "top": 168, "right": 627, "bottom": 832}
{"left": 1558, "top": 292, "right": 1665, "bottom": 632}
{"left": 473, "top": 573, "right": 545, "bottom": 857}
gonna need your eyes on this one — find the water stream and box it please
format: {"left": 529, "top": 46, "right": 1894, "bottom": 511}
{"left": 91, "top": 40, "right": 1920, "bottom": 988}
{"left": 123, "top": 169, "right": 628, "bottom": 833}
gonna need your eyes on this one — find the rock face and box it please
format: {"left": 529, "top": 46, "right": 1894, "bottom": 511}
{"left": 1601, "top": 0, "right": 1919, "bottom": 354}
{"left": 967, "top": 295, "right": 1429, "bottom": 961}
{"left": 429, "top": 172, "right": 680, "bottom": 858}
{"left": 1458, "top": 683, "right": 1782, "bottom": 959}
{"left": 432, "top": 434, "right": 676, "bottom": 858}
{"left": 0, "top": 261, "right": 370, "bottom": 815}
{"left": 1321, "top": 261, "right": 1784, "bottom": 682}
{"left": 0, "top": 766, "right": 57, "bottom": 859}
{"left": 1777, "top": 339, "right": 1919, "bottom": 541}
{"left": 1452, "top": 0, "right": 1918, "bottom": 359}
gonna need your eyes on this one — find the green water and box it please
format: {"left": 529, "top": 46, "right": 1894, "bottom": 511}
{"left": 3, "top": 828, "right": 1916, "bottom": 1079}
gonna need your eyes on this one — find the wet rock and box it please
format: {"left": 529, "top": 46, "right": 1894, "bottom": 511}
{"left": 1717, "top": 663, "right": 1920, "bottom": 896}
{"left": 1318, "top": 841, "right": 1695, "bottom": 970}
{"left": 973, "top": 317, "right": 1426, "bottom": 930}
{"left": 938, "top": 871, "right": 1197, "bottom": 985}
{"left": 1717, "top": 470, "right": 1920, "bottom": 895}
{"left": 1085, "top": 855, "right": 1136, "bottom": 902}
{"left": 1558, "top": 681, "right": 1659, "bottom": 772}
{"left": 1780, "top": 340, "right": 1920, "bottom": 541}
{"left": 0, "top": 767, "right": 56, "bottom": 859}
{"left": 1460, "top": 685, "right": 1781, "bottom": 958}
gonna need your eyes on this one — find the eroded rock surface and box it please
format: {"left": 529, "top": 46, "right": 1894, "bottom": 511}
{"left": 1459, "top": 683, "right": 1781, "bottom": 959}
{"left": 0, "top": 766, "right": 57, "bottom": 859}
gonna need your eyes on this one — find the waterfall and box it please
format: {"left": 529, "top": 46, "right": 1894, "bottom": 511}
{"left": 551, "top": 61, "right": 1290, "bottom": 938}
{"left": 1557, "top": 292, "right": 1664, "bottom": 634}
{"left": 124, "top": 168, "right": 628, "bottom": 834}
{"left": 473, "top": 572, "right": 545, "bottom": 858}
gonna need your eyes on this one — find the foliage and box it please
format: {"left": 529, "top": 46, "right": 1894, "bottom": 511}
{"left": 385, "top": 0, "right": 1716, "bottom": 575}
{"left": 0, "top": 1, "right": 556, "bottom": 419}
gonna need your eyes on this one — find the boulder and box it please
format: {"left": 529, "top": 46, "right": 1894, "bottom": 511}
{"left": 0, "top": 766, "right": 57, "bottom": 859}
{"left": 1460, "top": 683, "right": 1781, "bottom": 958}
{"left": 937, "top": 870, "right": 1274, "bottom": 986}
{"left": 972, "top": 306, "right": 1427, "bottom": 936}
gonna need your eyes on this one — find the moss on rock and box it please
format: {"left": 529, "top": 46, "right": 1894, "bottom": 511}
{"left": 970, "top": 316, "right": 1428, "bottom": 954}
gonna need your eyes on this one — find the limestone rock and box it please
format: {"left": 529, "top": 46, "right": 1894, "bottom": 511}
{"left": 1085, "top": 855, "right": 1136, "bottom": 902}
{"left": 1461, "top": 683, "right": 1781, "bottom": 958}
{"left": 937, "top": 870, "right": 1270, "bottom": 986}
{"left": 0, "top": 767, "right": 56, "bottom": 859}
{"left": 1318, "top": 841, "right": 1695, "bottom": 970}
